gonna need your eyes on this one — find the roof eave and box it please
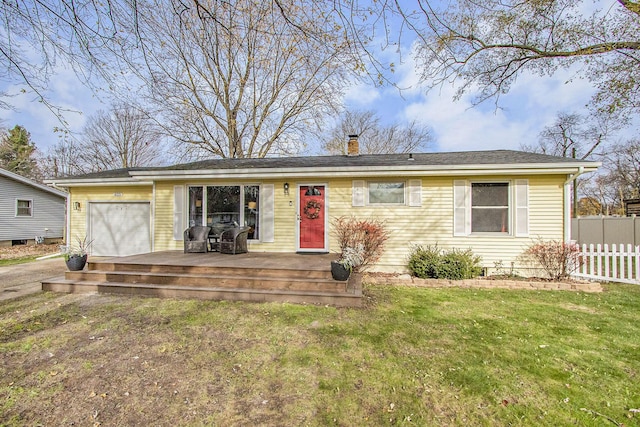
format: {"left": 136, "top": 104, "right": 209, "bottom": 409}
{"left": 128, "top": 162, "right": 600, "bottom": 180}
{"left": 44, "top": 178, "right": 154, "bottom": 188}
{"left": 46, "top": 161, "right": 600, "bottom": 185}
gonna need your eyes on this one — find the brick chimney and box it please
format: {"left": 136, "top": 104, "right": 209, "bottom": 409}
{"left": 347, "top": 134, "right": 359, "bottom": 156}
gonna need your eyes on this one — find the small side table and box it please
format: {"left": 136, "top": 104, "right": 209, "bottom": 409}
{"left": 208, "top": 234, "right": 221, "bottom": 252}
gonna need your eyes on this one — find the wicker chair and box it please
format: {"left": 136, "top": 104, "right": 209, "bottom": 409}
{"left": 183, "top": 226, "right": 211, "bottom": 253}
{"left": 219, "top": 226, "right": 251, "bottom": 254}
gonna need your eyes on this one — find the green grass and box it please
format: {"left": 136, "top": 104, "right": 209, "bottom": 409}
{"left": 0, "top": 255, "right": 41, "bottom": 266}
{"left": 0, "top": 283, "right": 639, "bottom": 426}
{"left": 0, "top": 253, "right": 63, "bottom": 266}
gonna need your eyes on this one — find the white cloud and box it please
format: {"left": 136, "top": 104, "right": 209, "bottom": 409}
{"left": 394, "top": 60, "right": 597, "bottom": 152}
{"left": 0, "top": 66, "right": 105, "bottom": 151}
{"left": 343, "top": 81, "right": 381, "bottom": 107}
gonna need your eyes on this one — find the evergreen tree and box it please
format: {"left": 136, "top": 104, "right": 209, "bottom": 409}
{"left": 0, "top": 125, "right": 41, "bottom": 180}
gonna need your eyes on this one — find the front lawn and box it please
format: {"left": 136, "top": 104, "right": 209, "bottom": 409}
{"left": 1, "top": 283, "right": 639, "bottom": 426}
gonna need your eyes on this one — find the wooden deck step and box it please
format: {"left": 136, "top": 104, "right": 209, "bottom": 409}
{"left": 65, "top": 270, "right": 346, "bottom": 292}
{"left": 42, "top": 277, "right": 362, "bottom": 307}
{"left": 90, "top": 262, "right": 332, "bottom": 280}
{"left": 41, "top": 252, "right": 362, "bottom": 307}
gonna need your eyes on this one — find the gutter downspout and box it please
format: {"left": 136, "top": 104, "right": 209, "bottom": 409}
{"left": 564, "top": 167, "right": 585, "bottom": 243}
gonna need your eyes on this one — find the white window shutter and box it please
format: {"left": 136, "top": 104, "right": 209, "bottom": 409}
{"left": 515, "top": 179, "right": 529, "bottom": 237}
{"left": 173, "top": 185, "right": 184, "bottom": 240}
{"left": 453, "top": 180, "right": 469, "bottom": 236}
{"left": 352, "top": 180, "right": 365, "bottom": 206}
{"left": 261, "top": 184, "right": 275, "bottom": 242}
{"left": 408, "top": 179, "right": 422, "bottom": 207}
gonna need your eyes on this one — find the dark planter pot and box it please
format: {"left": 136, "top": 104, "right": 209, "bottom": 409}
{"left": 331, "top": 260, "right": 351, "bottom": 281}
{"left": 66, "top": 254, "right": 87, "bottom": 271}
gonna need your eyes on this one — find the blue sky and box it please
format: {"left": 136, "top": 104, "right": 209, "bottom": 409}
{"left": 0, "top": 32, "right": 600, "bottom": 157}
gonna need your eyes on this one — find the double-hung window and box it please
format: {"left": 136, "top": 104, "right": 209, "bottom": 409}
{"left": 454, "top": 180, "right": 529, "bottom": 237}
{"left": 471, "top": 183, "right": 509, "bottom": 233}
{"left": 16, "top": 199, "right": 33, "bottom": 217}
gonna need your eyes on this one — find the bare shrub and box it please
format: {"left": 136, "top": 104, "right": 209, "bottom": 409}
{"left": 331, "top": 216, "right": 389, "bottom": 272}
{"left": 520, "top": 239, "right": 582, "bottom": 280}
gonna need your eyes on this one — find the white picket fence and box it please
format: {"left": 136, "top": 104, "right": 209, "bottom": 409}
{"left": 573, "top": 243, "right": 640, "bottom": 285}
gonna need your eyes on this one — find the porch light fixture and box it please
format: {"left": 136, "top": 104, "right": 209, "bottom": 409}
{"left": 73, "top": 202, "right": 81, "bottom": 211}
{"left": 284, "top": 182, "right": 289, "bottom": 195}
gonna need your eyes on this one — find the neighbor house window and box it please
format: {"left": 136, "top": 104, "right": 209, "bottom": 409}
{"left": 368, "top": 182, "right": 405, "bottom": 205}
{"left": 471, "top": 183, "right": 509, "bottom": 233}
{"left": 16, "top": 199, "right": 32, "bottom": 217}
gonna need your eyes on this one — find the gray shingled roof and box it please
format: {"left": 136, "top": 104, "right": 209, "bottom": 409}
{"left": 0, "top": 167, "right": 68, "bottom": 197}
{"left": 57, "top": 150, "right": 598, "bottom": 180}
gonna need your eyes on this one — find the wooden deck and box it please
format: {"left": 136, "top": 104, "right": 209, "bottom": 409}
{"left": 41, "top": 251, "right": 362, "bottom": 307}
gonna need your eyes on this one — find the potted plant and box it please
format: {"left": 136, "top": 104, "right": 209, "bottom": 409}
{"left": 330, "top": 216, "right": 389, "bottom": 281}
{"left": 64, "top": 236, "right": 93, "bottom": 271}
{"left": 331, "top": 244, "right": 365, "bottom": 281}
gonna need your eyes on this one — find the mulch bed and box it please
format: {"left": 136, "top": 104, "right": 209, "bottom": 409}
{"left": 364, "top": 272, "right": 603, "bottom": 293}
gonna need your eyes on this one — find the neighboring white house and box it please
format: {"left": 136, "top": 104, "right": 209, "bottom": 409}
{"left": 0, "top": 167, "right": 67, "bottom": 246}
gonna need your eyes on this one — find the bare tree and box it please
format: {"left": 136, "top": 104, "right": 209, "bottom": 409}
{"left": 565, "top": 137, "right": 640, "bottom": 217}
{"left": 0, "top": 0, "right": 131, "bottom": 113}
{"left": 1, "top": 0, "right": 363, "bottom": 143}
{"left": 522, "top": 112, "right": 610, "bottom": 160}
{"left": 40, "top": 104, "right": 165, "bottom": 176}
{"left": 106, "top": 0, "right": 355, "bottom": 159}
{"left": 581, "top": 172, "right": 626, "bottom": 216}
{"left": 607, "top": 139, "right": 640, "bottom": 200}
{"left": 521, "top": 111, "right": 613, "bottom": 217}
{"left": 81, "top": 104, "right": 165, "bottom": 170}
{"left": 365, "top": 0, "right": 640, "bottom": 121}
{"left": 39, "top": 131, "right": 87, "bottom": 178}
{"left": 321, "top": 110, "right": 432, "bottom": 155}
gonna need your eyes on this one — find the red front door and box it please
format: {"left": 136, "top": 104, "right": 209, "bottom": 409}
{"left": 299, "top": 185, "right": 326, "bottom": 251}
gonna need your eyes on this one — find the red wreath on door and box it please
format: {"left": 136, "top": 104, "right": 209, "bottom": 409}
{"left": 304, "top": 199, "right": 322, "bottom": 219}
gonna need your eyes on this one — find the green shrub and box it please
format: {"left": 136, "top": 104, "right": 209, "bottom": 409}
{"left": 436, "top": 249, "right": 483, "bottom": 280}
{"left": 407, "top": 245, "right": 441, "bottom": 279}
{"left": 407, "top": 245, "right": 482, "bottom": 280}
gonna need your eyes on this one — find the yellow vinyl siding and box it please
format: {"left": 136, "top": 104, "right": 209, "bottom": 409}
{"left": 68, "top": 185, "right": 152, "bottom": 247}
{"left": 153, "top": 180, "right": 300, "bottom": 253}
{"left": 72, "top": 174, "right": 566, "bottom": 274}
{"left": 326, "top": 175, "right": 566, "bottom": 272}
{"left": 154, "top": 182, "right": 180, "bottom": 251}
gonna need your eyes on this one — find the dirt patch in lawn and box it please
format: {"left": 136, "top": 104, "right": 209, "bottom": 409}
{"left": 0, "top": 294, "right": 324, "bottom": 426}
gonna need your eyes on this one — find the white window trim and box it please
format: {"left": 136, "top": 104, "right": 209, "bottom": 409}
{"left": 453, "top": 180, "right": 529, "bottom": 237}
{"left": 471, "top": 181, "right": 511, "bottom": 235}
{"left": 366, "top": 181, "right": 407, "bottom": 206}
{"left": 183, "top": 183, "right": 268, "bottom": 242}
{"left": 15, "top": 198, "right": 33, "bottom": 217}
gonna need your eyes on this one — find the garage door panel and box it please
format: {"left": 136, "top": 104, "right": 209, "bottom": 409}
{"left": 90, "top": 203, "right": 151, "bottom": 257}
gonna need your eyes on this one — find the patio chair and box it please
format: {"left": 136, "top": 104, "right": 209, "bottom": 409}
{"left": 219, "top": 226, "right": 251, "bottom": 255}
{"left": 183, "top": 225, "right": 211, "bottom": 253}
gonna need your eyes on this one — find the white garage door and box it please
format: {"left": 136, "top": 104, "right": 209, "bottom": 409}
{"left": 89, "top": 202, "right": 151, "bottom": 256}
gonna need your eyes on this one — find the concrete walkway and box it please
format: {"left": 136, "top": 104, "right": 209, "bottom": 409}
{"left": 0, "top": 257, "right": 67, "bottom": 301}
